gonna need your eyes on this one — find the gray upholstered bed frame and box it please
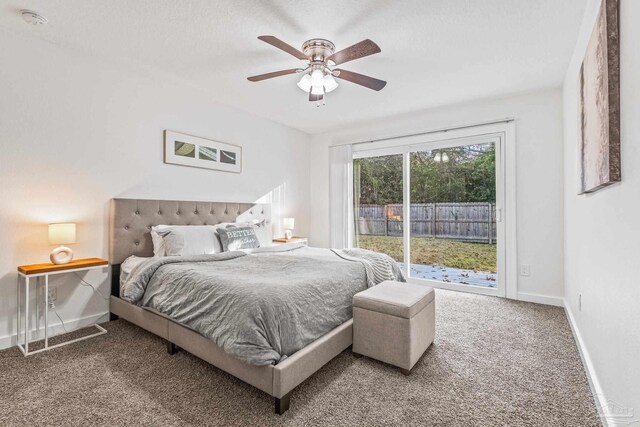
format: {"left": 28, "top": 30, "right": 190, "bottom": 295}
{"left": 108, "top": 198, "right": 353, "bottom": 414}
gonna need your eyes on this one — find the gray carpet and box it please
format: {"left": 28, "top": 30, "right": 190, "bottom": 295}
{"left": 1, "top": 290, "right": 600, "bottom": 426}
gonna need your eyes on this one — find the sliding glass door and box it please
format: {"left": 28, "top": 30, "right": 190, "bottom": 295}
{"left": 408, "top": 138, "right": 501, "bottom": 293}
{"left": 353, "top": 133, "right": 506, "bottom": 297}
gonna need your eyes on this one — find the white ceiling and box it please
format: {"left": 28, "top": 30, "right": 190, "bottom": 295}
{"left": 1, "top": 0, "right": 587, "bottom": 134}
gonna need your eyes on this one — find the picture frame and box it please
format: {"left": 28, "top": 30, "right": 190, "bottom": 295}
{"left": 164, "top": 130, "right": 242, "bottom": 174}
{"left": 577, "top": 0, "right": 620, "bottom": 194}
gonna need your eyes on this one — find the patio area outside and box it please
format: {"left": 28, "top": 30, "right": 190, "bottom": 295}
{"left": 355, "top": 235, "right": 497, "bottom": 288}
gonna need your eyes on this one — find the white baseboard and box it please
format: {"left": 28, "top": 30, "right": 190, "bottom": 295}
{"left": 564, "top": 299, "right": 609, "bottom": 427}
{"left": 516, "top": 292, "right": 564, "bottom": 307}
{"left": 0, "top": 311, "right": 110, "bottom": 351}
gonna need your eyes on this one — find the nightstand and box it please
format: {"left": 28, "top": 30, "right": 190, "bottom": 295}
{"left": 16, "top": 257, "right": 109, "bottom": 356}
{"left": 272, "top": 237, "right": 308, "bottom": 245}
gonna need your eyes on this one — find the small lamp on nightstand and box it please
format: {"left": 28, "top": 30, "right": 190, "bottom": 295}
{"left": 48, "top": 223, "right": 76, "bottom": 264}
{"left": 282, "top": 218, "right": 295, "bottom": 240}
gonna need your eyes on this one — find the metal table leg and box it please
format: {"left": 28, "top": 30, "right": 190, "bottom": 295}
{"left": 45, "top": 274, "right": 49, "bottom": 349}
{"left": 16, "top": 275, "right": 21, "bottom": 353}
{"left": 35, "top": 276, "right": 40, "bottom": 339}
{"left": 24, "top": 276, "right": 29, "bottom": 355}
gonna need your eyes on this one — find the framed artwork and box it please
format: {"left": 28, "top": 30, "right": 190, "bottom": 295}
{"left": 578, "top": 0, "right": 620, "bottom": 194}
{"left": 164, "top": 130, "right": 242, "bottom": 173}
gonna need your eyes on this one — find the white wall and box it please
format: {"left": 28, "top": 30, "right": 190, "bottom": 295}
{"left": 309, "top": 89, "right": 565, "bottom": 304}
{"left": 0, "top": 32, "right": 311, "bottom": 349}
{"left": 562, "top": 0, "right": 640, "bottom": 419}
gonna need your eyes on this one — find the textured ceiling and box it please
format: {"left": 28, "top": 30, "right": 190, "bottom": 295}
{"left": 0, "top": 0, "right": 587, "bottom": 134}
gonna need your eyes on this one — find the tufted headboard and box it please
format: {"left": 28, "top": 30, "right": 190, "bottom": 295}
{"left": 109, "top": 198, "right": 271, "bottom": 265}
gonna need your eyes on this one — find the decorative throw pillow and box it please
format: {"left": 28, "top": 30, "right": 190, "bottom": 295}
{"left": 217, "top": 225, "right": 260, "bottom": 252}
{"left": 213, "top": 220, "right": 272, "bottom": 247}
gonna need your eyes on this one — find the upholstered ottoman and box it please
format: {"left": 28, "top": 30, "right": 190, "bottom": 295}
{"left": 352, "top": 281, "right": 435, "bottom": 374}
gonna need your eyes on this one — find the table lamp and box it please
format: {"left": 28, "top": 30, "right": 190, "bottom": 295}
{"left": 282, "top": 218, "right": 295, "bottom": 240}
{"left": 49, "top": 223, "right": 76, "bottom": 264}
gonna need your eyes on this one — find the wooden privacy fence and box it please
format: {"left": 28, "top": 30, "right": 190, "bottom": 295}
{"left": 355, "top": 203, "right": 497, "bottom": 244}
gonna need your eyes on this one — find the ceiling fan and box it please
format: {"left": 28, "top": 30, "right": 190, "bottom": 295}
{"left": 247, "top": 36, "right": 386, "bottom": 105}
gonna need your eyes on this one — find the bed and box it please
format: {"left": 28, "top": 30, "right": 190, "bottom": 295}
{"left": 108, "top": 198, "right": 402, "bottom": 414}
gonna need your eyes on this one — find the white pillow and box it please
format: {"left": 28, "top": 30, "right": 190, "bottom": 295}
{"left": 152, "top": 225, "right": 221, "bottom": 256}
{"left": 151, "top": 225, "right": 172, "bottom": 256}
{"left": 120, "top": 255, "right": 150, "bottom": 282}
{"left": 250, "top": 219, "right": 273, "bottom": 247}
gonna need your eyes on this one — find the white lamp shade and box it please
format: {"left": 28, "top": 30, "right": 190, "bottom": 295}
{"left": 310, "top": 69, "right": 325, "bottom": 95}
{"left": 48, "top": 223, "right": 76, "bottom": 245}
{"left": 323, "top": 74, "right": 339, "bottom": 93}
{"left": 282, "top": 218, "right": 295, "bottom": 230}
{"left": 297, "top": 74, "right": 311, "bottom": 92}
{"left": 310, "top": 69, "right": 324, "bottom": 87}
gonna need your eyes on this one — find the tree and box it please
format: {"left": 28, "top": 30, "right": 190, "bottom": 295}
{"left": 354, "top": 144, "right": 495, "bottom": 205}
{"left": 354, "top": 154, "right": 403, "bottom": 205}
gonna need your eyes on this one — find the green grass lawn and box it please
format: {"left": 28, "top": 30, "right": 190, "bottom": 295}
{"left": 356, "top": 235, "right": 497, "bottom": 272}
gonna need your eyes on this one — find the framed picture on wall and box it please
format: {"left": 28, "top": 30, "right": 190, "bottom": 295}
{"left": 577, "top": 0, "right": 620, "bottom": 194}
{"left": 164, "top": 130, "right": 242, "bottom": 173}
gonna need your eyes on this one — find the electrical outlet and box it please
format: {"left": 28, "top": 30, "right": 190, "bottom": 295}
{"left": 519, "top": 264, "right": 531, "bottom": 276}
{"left": 48, "top": 287, "right": 57, "bottom": 302}
{"left": 579, "top": 293, "right": 582, "bottom": 311}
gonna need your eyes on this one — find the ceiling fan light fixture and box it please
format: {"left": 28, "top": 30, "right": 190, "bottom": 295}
{"left": 310, "top": 69, "right": 325, "bottom": 95}
{"left": 297, "top": 74, "right": 312, "bottom": 92}
{"left": 247, "top": 36, "right": 386, "bottom": 104}
{"left": 310, "top": 69, "right": 324, "bottom": 87}
{"left": 323, "top": 74, "right": 339, "bottom": 93}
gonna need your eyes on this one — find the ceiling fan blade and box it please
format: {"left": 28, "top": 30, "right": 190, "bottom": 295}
{"left": 309, "top": 92, "right": 324, "bottom": 102}
{"left": 247, "top": 68, "right": 300, "bottom": 82}
{"left": 258, "top": 35, "right": 308, "bottom": 60}
{"left": 327, "top": 39, "right": 381, "bottom": 65}
{"left": 333, "top": 69, "right": 387, "bottom": 91}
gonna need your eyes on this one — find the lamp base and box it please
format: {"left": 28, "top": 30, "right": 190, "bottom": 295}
{"left": 284, "top": 230, "right": 293, "bottom": 240}
{"left": 50, "top": 246, "right": 74, "bottom": 264}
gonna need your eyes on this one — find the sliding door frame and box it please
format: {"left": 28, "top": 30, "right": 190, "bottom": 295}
{"left": 404, "top": 134, "right": 505, "bottom": 297}
{"left": 352, "top": 121, "right": 517, "bottom": 299}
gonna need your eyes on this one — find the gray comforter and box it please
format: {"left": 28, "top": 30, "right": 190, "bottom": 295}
{"left": 121, "top": 245, "right": 403, "bottom": 366}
